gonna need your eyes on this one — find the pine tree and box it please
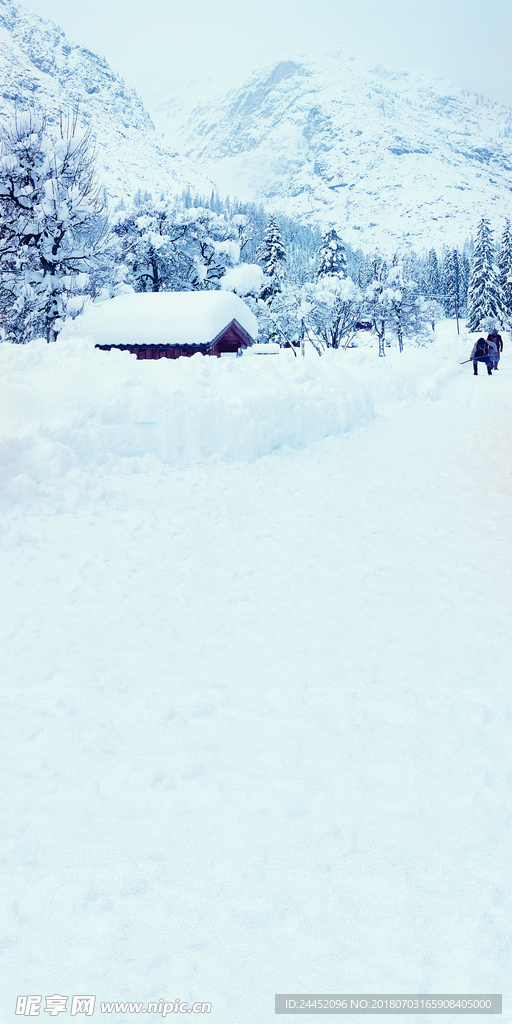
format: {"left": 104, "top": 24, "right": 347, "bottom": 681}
{"left": 444, "top": 248, "right": 462, "bottom": 332}
{"left": 498, "top": 218, "right": 512, "bottom": 320}
{"left": 466, "top": 218, "right": 503, "bottom": 331}
{"left": 257, "top": 215, "right": 287, "bottom": 303}
{"left": 316, "top": 226, "right": 347, "bottom": 279}
{"left": 425, "top": 249, "right": 440, "bottom": 302}
{"left": 460, "top": 253, "right": 470, "bottom": 315}
{"left": 357, "top": 253, "right": 374, "bottom": 291}
{"left": 424, "top": 248, "right": 441, "bottom": 330}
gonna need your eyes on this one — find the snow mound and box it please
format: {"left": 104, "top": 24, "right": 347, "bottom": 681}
{"left": 220, "top": 264, "right": 265, "bottom": 296}
{"left": 244, "top": 342, "right": 281, "bottom": 355}
{"left": 0, "top": 339, "right": 373, "bottom": 494}
{"left": 60, "top": 291, "right": 258, "bottom": 348}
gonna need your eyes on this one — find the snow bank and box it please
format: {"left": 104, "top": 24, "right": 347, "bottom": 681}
{"left": 0, "top": 339, "right": 373, "bottom": 490}
{"left": 341, "top": 321, "right": 480, "bottom": 405}
{"left": 2, "top": 321, "right": 485, "bottom": 507}
{"left": 60, "top": 290, "right": 258, "bottom": 347}
{"left": 244, "top": 342, "right": 281, "bottom": 355}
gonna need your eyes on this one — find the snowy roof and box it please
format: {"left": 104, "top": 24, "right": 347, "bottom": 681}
{"left": 67, "top": 291, "right": 258, "bottom": 347}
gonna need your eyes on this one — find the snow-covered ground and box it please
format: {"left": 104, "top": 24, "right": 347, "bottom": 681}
{"left": 1, "top": 323, "right": 511, "bottom": 1022}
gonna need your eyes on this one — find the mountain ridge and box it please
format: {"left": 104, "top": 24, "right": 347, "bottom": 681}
{"left": 2, "top": 2, "right": 511, "bottom": 252}
{"left": 154, "top": 53, "right": 512, "bottom": 250}
{"left": 0, "top": 0, "right": 212, "bottom": 205}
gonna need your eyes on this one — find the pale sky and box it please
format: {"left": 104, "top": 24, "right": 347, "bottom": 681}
{"left": 19, "top": 0, "right": 512, "bottom": 109}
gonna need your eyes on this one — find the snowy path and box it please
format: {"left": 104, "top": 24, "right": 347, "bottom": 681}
{"left": 1, "top": 340, "right": 511, "bottom": 1022}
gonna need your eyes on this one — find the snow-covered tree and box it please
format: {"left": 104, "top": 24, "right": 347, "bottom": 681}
{"left": 424, "top": 296, "right": 444, "bottom": 333}
{"left": 188, "top": 207, "right": 241, "bottom": 289}
{"left": 0, "top": 107, "right": 109, "bottom": 343}
{"left": 466, "top": 217, "right": 503, "bottom": 331}
{"left": 248, "top": 272, "right": 362, "bottom": 354}
{"left": 498, "top": 218, "right": 512, "bottom": 320}
{"left": 364, "top": 255, "right": 391, "bottom": 356}
{"left": 425, "top": 248, "right": 440, "bottom": 308}
{"left": 112, "top": 200, "right": 241, "bottom": 294}
{"left": 113, "top": 203, "right": 190, "bottom": 293}
{"left": 257, "top": 215, "right": 286, "bottom": 302}
{"left": 219, "top": 263, "right": 265, "bottom": 299}
{"left": 460, "top": 253, "right": 470, "bottom": 316}
{"left": 403, "top": 250, "right": 419, "bottom": 288}
{"left": 316, "top": 226, "right": 347, "bottom": 279}
{"left": 230, "top": 213, "right": 258, "bottom": 259}
{"left": 387, "top": 256, "right": 428, "bottom": 351}
{"left": 443, "top": 248, "right": 462, "bottom": 332}
{"left": 355, "top": 252, "right": 374, "bottom": 292}
{"left": 305, "top": 274, "right": 363, "bottom": 348}
{"left": 246, "top": 287, "right": 302, "bottom": 350}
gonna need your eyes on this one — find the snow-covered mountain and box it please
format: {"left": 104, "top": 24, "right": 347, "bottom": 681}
{"left": 0, "top": 0, "right": 212, "bottom": 204}
{"left": 155, "top": 54, "right": 512, "bottom": 250}
{"left": 3, "top": 1, "right": 512, "bottom": 250}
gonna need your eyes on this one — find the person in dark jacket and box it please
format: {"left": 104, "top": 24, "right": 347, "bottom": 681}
{"left": 487, "top": 330, "right": 503, "bottom": 370}
{"left": 471, "top": 337, "right": 497, "bottom": 374}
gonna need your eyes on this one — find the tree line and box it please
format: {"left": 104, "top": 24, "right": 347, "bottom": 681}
{"left": 1, "top": 106, "right": 511, "bottom": 352}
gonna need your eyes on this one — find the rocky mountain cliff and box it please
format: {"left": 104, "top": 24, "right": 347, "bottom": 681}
{"left": 155, "top": 54, "right": 512, "bottom": 250}
{"left": 0, "top": 0, "right": 211, "bottom": 205}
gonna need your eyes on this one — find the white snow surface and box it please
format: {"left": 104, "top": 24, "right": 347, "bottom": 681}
{"left": 60, "top": 291, "right": 259, "bottom": 350}
{"left": 1, "top": 322, "right": 511, "bottom": 1021}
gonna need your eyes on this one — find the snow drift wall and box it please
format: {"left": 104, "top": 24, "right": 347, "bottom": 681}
{"left": 0, "top": 339, "right": 374, "bottom": 487}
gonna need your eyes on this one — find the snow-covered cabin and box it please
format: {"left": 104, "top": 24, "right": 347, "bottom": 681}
{"left": 73, "top": 291, "right": 258, "bottom": 359}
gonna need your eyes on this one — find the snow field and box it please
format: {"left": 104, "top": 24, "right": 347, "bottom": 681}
{"left": 1, "top": 322, "right": 511, "bottom": 1023}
